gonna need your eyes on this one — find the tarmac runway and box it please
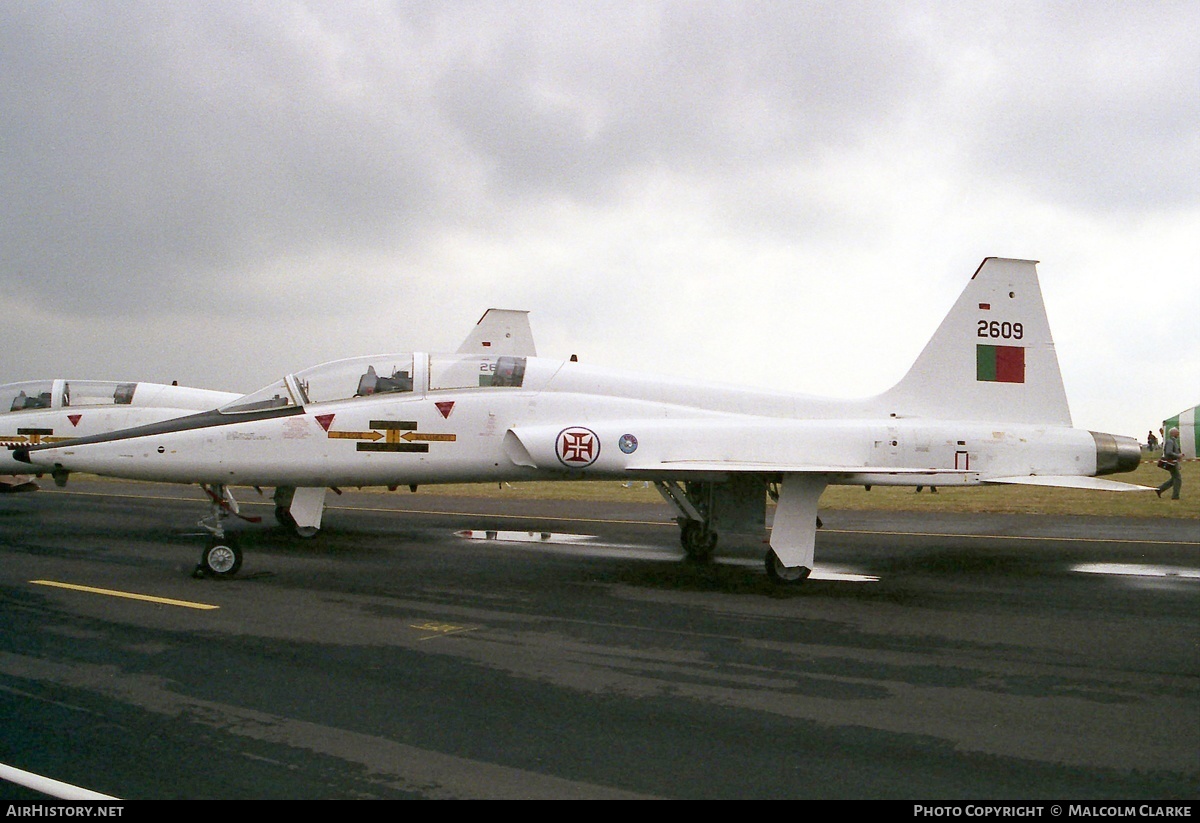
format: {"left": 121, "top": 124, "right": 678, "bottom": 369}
{"left": 1, "top": 478, "right": 1197, "bottom": 800}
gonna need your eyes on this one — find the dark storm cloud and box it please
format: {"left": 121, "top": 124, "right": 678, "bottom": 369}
{"left": 0, "top": 2, "right": 443, "bottom": 315}
{"left": 432, "top": 2, "right": 925, "bottom": 199}
{"left": 0, "top": 0, "right": 932, "bottom": 320}
{"left": 0, "top": 0, "right": 1195, "bottom": 325}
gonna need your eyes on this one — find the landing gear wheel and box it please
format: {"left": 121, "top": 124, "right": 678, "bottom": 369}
{"left": 275, "top": 505, "right": 318, "bottom": 538}
{"left": 764, "top": 549, "right": 811, "bottom": 585}
{"left": 680, "top": 521, "right": 717, "bottom": 562}
{"left": 197, "top": 537, "right": 242, "bottom": 578}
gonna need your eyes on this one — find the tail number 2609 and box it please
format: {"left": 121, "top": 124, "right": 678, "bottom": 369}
{"left": 977, "top": 320, "right": 1023, "bottom": 339}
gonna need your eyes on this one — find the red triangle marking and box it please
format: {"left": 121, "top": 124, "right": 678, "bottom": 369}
{"left": 435, "top": 401, "right": 455, "bottom": 419}
{"left": 315, "top": 413, "right": 336, "bottom": 431}
{"left": 68, "top": 414, "right": 82, "bottom": 426}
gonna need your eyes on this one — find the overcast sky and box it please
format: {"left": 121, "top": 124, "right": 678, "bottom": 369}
{"left": 2, "top": 0, "right": 1196, "bottom": 442}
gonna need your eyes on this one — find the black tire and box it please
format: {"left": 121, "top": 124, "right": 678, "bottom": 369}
{"left": 764, "top": 549, "right": 810, "bottom": 585}
{"left": 276, "top": 505, "right": 318, "bottom": 538}
{"left": 680, "top": 521, "right": 717, "bottom": 562}
{"left": 200, "top": 537, "right": 243, "bottom": 578}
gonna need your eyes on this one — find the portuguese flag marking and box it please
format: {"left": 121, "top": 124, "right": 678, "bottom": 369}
{"left": 977, "top": 344, "right": 1025, "bottom": 383}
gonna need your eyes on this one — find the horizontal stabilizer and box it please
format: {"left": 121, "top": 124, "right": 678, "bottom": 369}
{"left": 984, "top": 476, "right": 1154, "bottom": 492}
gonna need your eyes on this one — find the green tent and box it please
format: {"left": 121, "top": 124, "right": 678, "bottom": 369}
{"left": 1162, "top": 405, "right": 1197, "bottom": 459}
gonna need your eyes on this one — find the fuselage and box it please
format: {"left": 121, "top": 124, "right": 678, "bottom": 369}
{"left": 21, "top": 353, "right": 1116, "bottom": 488}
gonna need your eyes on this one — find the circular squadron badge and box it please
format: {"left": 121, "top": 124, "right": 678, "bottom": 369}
{"left": 556, "top": 426, "right": 600, "bottom": 468}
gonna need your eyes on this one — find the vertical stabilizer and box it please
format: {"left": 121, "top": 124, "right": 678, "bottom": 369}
{"left": 880, "top": 258, "right": 1072, "bottom": 425}
{"left": 457, "top": 309, "right": 537, "bottom": 356}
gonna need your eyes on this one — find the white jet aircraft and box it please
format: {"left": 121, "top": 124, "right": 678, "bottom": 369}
{"left": 0, "top": 311, "right": 525, "bottom": 501}
{"left": 1, "top": 379, "right": 240, "bottom": 491}
{"left": 16, "top": 260, "right": 1145, "bottom": 581}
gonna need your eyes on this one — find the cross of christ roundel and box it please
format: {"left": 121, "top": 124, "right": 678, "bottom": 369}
{"left": 556, "top": 426, "right": 600, "bottom": 468}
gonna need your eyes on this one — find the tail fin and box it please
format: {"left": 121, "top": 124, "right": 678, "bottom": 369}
{"left": 879, "top": 257, "right": 1072, "bottom": 425}
{"left": 457, "top": 309, "right": 537, "bottom": 356}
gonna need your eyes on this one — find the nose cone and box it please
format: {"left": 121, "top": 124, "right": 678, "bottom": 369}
{"left": 1090, "top": 431, "right": 1142, "bottom": 476}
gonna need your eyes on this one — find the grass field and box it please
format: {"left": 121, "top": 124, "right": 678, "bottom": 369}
{"left": 406, "top": 459, "right": 1198, "bottom": 520}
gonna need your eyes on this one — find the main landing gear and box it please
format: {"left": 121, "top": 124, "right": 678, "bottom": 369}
{"left": 272, "top": 486, "right": 328, "bottom": 539}
{"left": 657, "top": 477, "right": 823, "bottom": 586}
{"left": 188, "top": 485, "right": 327, "bottom": 578}
{"left": 657, "top": 480, "right": 720, "bottom": 564}
{"left": 274, "top": 505, "right": 318, "bottom": 538}
{"left": 193, "top": 483, "right": 256, "bottom": 578}
{"left": 679, "top": 520, "right": 718, "bottom": 562}
{"left": 763, "top": 482, "right": 818, "bottom": 585}
{"left": 764, "top": 549, "right": 811, "bottom": 584}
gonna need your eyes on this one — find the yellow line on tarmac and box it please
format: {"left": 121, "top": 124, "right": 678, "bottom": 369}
{"left": 410, "top": 621, "right": 479, "bottom": 641}
{"left": 30, "top": 580, "right": 219, "bottom": 610}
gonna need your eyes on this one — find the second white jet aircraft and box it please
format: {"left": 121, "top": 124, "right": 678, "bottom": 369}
{"left": 1, "top": 379, "right": 240, "bottom": 491}
{"left": 18, "top": 258, "right": 1145, "bottom": 582}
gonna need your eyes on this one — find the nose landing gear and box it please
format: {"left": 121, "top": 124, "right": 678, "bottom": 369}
{"left": 193, "top": 483, "right": 254, "bottom": 578}
{"left": 196, "top": 537, "right": 242, "bottom": 579}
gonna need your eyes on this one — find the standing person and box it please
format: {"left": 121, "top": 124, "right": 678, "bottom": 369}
{"left": 1147, "top": 430, "right": 1158, "bottom": 451}
{"left": 1156, "top": 426, "right": 1183, "bottom": 499}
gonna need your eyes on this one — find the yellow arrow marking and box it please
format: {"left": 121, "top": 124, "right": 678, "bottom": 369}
{"left": 327, "top": 428, "right": 456, "bottom": 444}
{"left": 0, "top": 435, "right": 72, "bottom": 445}
{"left": 401, "top": 431, "right": 457, "bottom": 442}
{"left": 31, "top": 580, "right": 219, "bottom": 610}
{"left": 328, "top": 430, "right": 384, "bottom": 441}
{"left": 0, "top": 434, "right": 70, "bottom": 441}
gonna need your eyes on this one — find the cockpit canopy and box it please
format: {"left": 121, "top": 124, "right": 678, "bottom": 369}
{"left": 2, "top": 380, "right": 138, "bottom": 413}
{"left": 219, "top": 353, "right": 528, "bottom": 414}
